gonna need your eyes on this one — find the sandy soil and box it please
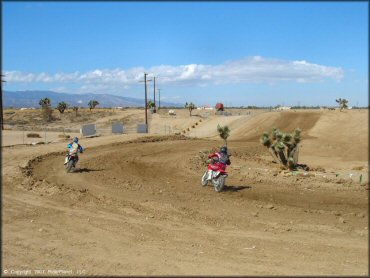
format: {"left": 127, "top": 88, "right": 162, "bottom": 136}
{"left": 2, "top": 109, "right": 368, "bottom": 276}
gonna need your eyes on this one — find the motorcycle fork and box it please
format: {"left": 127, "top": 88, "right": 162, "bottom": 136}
{"left": 209, "top": 171, "right": 219, "bottom": 179}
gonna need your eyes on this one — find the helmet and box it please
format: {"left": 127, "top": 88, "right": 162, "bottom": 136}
{"left": 220, "top": 146, "right": 228, "bottom": 153}
{"left": 73, "top": 137, "right": 79, "bottom": 143}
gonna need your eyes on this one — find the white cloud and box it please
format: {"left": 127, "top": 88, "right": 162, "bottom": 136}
{"left": 3, "top": 56, "right": 344, "bottom": 92}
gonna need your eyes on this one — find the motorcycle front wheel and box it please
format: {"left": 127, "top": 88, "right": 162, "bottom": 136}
{"left": 213, "top": 175, "right": 225, "bottom": 192}
{"left": 201, "top": 171, "right": 208, "bottom": 187}
{"left": 66, "top": 159, "right": 74, "bottom": 173}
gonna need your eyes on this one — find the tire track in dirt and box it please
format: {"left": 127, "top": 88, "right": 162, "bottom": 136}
{"left": 17, "top": 136, "right": 368, "bottom": 275}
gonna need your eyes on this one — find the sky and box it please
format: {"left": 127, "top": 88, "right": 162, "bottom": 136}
{"left": 2, "top": 1, "right": 369, "bottom": 107}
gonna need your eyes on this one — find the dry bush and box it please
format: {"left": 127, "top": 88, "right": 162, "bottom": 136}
{"left": 27, "top": 133, "right": 41, "bottom": 138}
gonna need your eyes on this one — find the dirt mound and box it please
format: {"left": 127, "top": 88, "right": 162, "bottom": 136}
{"left": 231, "top": 111, "right": 322, "bottom": 142}
{"left": 126, "top": 134, "right": 195, "bottom": 143}
{"left": 228, "top": 110, "right": 368, "bottom": 168}
{"left": 302, "top": 110, "right": 368, "bottom": 163}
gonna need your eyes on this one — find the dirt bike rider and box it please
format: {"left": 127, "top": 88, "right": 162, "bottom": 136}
{"left": 64, "top": 137, "right": 84, "bottom": 166}
{"left": 206, "top": 145, "right": 231, "bottom": 179}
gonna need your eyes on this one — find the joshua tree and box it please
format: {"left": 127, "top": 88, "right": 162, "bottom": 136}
{"left": 39, "top": 97, "right": 53, "bottom": 122}
{"left": 147, "top": 100, "right": 155, "bottom": 109}
{"left": 185, "top": 102, "right": 196, "bottom": 116}
{"left": 335, "top": 98, "right": 348, "bottom": 111}
{"left": 88, "top": 100, "right": 99, "bottom": 111}
{"left": 72, "top": 106, "right": 79, "bottom": 117}
{"left": 217, "top": 124, "right": 230, "bottom": 146}
{"left": 57, "top": 101, "right": 68, "bottom": 114}
{"left": 260, "top": 127, "right": 301, "bottom": 170}
{"left": 39, "top": 97, "right": 51, "bottom": 107}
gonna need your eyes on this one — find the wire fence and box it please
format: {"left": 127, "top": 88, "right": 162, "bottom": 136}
{"left": 1, "top": 122, "right": 185, "bottom": 147}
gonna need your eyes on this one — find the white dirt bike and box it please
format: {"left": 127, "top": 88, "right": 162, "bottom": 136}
{"left": 201, "top": 161, "right": 228, "bottom": 192}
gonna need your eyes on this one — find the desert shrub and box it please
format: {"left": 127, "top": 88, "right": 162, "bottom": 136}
{"left": 335, "top": 98, "right": 348, "bottom": 111}
{"left": 185, "top": 102, "right": 196, "bottom": 116}
{"left": 72, "top": 106, "right": 79, "bottom": 117}
{"left": 57, "top": 102, "right": 68, "bottom": 114}
{"left": 147, "top": 100, "right": 155, "bottom": 109}
{"left": 217, "top": 124, "right": 230, "bottom": 146}
{"left": 39, "top": 98, "right": 53, "bottom": 122}
{"left": 260, "top": 127, "right": 301, "bottom": 170}
{"left": 42, "top": 105, "right": 53, "bottom": 122}
{"left": 88, "top": 100, "right": 99, "bottom": 111}
{"left": 27, "top": 133, "right": 41, "bottom": 138}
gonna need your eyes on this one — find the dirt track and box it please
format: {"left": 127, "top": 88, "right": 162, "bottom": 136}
{"left": 2, "top": 110, "right": 369, "bottom": 275}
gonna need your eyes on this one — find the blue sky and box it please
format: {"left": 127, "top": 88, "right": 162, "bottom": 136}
{"left": 3, "top": 1, "right": 368, "bottom": 106}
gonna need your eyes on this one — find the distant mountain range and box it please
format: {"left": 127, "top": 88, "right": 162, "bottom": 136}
{"left": 3, "top": 90, "right": 182, "bottom": 108}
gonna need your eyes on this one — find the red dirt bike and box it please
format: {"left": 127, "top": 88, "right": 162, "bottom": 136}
{"left": 201, "top": 158, "right": 228, "bottom": 192}
{"left": 65, "top": 153, "right": 78, "bottom": 173}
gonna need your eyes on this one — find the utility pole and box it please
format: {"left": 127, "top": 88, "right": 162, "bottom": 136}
{"left": 153, "top": 76, "right": 156, "bottom": 113}
{"left": 139, "top": 73, "right": 152, "bottom": 132}
{"left": 1, "top": 74, "right": 6, "bottom": 131}
{"left": 157, "top": 88, "right": 161, "bottom": 109}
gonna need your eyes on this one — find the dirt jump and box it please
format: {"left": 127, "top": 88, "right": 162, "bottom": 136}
{"left": 2, "top": 109, "right": 368, "bottom": 276}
